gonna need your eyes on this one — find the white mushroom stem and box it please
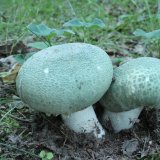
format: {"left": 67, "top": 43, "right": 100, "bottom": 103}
{"left": 103, "top": 107, "right": 144, "bottom": 133}
{"left": 61, "top": 106, "right": 105, "bottom": 138}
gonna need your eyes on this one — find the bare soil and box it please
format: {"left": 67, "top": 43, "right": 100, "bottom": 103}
{"left": 1, "top": 95, "right": 160, "bottom": 160}
{"left": 1, "top": 43, "right": 160, "bottom": 160}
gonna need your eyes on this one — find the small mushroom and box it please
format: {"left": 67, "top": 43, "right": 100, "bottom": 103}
{"left": 100, "top": 57, "right": 160, "bottom": 132}
{"left": 16, "top": 43, "right": 113, "bottom": 138}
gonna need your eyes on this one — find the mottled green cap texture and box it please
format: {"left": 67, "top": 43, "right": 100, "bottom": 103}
{"left": 16, "top": 43, "right": 113, "bottom": 115}
{"left": 100, "top": 57, "right": 160, "bottom": 112}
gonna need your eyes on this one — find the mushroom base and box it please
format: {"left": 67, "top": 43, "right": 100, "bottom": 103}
{"left": 103, "top": 107, "right": 144, "bottom": 133}
{"left": 61, "top": 106, "right": 105, "bottom": 139}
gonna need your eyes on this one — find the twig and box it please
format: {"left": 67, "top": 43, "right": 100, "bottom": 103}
{"left": 0, "top": 110, "right": 32, "bottom": 123}
{"left": 0, "top": 105, "right": 16, "bottom": 123}
{"left": 0, "top": 142, "right": 39, "bottom": 158}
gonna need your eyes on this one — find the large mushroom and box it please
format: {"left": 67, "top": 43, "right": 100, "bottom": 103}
{"left": 16, "top": 43, "right": 113, "bottom": 138}
{"left": 100, "top": 57, "right": 160, "bottom": 133}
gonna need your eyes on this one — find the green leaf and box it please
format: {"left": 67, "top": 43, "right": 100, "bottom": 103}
{"left": 55, "top": 29, "right": 75, "bottom": 36}
{"left": 39, "top": 150, "right": 46, "bottom": 158}
{"left": 133, "top": 29, "right": 146, "bottom": 37}
{"left": 157, "top": 13, "right": 160, "bottom": 19}
{"left": 111, "top": 57, "right": 125, "bottom": 65}
{"left": 85, "top": 18, "right": 106, "bottom": 28}
{"left": 24, "top": 52, "right": 35, "bottom": 60}
{"left": 46, "top": 152, "right": 54, "bottom": 159}
{"left": 27, "top": 23, "right": 55, "bottom": 36}
{"left": 63, "top": 18, "right": 105, "bottom": 28}
{"left": 27, "top": 42, "right": 49, "bottom": 49}
{"left": 119, "top": 14, "right": 132, "bottom": 20}
{"left": 63, "top": 18, "right": 85, "bottom": 27}
{"left": 133, "top": 29, "right": 160, "bottom": 39}
{"left": 13, "top": 54, "right": 25, "bottom": 65}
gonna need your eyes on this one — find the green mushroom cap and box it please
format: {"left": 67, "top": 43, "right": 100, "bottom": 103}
{"left": 100, "top": 57, "right": 160, "bottom": 112}
{"left": 16, "top": 43, "right": 113, "bottom": 115}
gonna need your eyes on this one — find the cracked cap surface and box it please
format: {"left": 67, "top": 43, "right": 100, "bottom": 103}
{"left": 100, "top": 57, "right": 160, "bottom": 112}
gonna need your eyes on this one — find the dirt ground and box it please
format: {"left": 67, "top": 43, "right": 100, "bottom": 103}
{"left": 1, "top": 43, "right": 160, "bottom": 160}
{"left": 28, "top": 108, "right": 160, "bottom": 160}
{"left": 1, "top": 91, "right": 160, "bottom": 160}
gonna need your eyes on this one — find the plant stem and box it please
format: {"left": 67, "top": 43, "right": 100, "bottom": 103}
{"left": 0, "top": 110, "right": 32, "bottom": 123}
{"left": 157, "top": 0, "right": 160, "bottom": 15}
{"left": 27, "top": 29, "right": 50, "bottom": 47}
{"left": 144, "top": 0, "right": 154, "bottom": 30}
{"left": 66, "top": 0, "right": 76, "bottom": 16}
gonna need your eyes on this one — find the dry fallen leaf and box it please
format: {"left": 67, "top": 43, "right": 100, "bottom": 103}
{"left": 0, "top": 63, "right": 21, "bottom": 84}
{"left": 122, "top": 138, "right": 139, "bottom": 156}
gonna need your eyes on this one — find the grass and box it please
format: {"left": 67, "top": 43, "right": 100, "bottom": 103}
{"left": 0, "top": 0, "right": 107, "bottom": 40}
{"left": 0, "top": 0, "right": 160, "bottom": 159}
{"left": 0, "top": 0, "right": 158, "bottom": 54}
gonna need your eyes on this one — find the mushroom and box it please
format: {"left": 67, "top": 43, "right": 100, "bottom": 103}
{"left": 16, "top": 43, "right": 113, "bottom": 138}
{"left": 100, "top": 57, "right": 160, "bottom": 133}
